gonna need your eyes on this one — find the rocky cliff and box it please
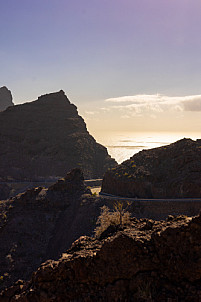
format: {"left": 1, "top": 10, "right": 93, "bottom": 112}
{"left": 0, "top": 90, "right": 116, "bottom": 180}
{"left": 1, "top": 213, "right": 201, "bottom": 301}
{"left": 0, "top": 86, "right": 14, "bottom": 111}
{"left": 102, "top": 138, "right": 201, "bottom": 198}
{"left": 0, "top": 169, "right": 107, "bottom": 291}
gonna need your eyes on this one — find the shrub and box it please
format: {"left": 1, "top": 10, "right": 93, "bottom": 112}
{"left": 94, "top": 201, "right": 131, "bottom": 237}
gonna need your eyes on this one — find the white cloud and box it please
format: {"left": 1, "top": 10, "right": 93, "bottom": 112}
{"left": 85, "top": 111, "right": 96, "bottom": 115}
{"left": 105, "top": 94, "right": 201, "bottom": 105}
{"left": 104, "top": 94, "right": 201, "bottom": 115}
{"left": 100, "top": 107, "right": 111, "bottom": 112}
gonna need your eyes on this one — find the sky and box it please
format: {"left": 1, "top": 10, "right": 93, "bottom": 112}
{"left": 1, "top": 0, "right": 201, "bottom": 134}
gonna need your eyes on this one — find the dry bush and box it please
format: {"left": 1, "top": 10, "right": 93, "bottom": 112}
{"left": 94, "top": 201, "right": 131, "bottom": 237}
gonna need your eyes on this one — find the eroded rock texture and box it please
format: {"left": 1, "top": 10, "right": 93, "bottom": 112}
{"left": 102, "top": 138, "right": 201, "bottom": 198}
{"left": 0, "top": 169, "right": 104, "bottom": 291}
{"left": 0, "top": 90, "right": 116, "bottom": 180}
{"left": 2, "top": 214, "right": 201, "bottom": 301}
{"left": 0, "top": 86, "right": 14, "bottom": 111}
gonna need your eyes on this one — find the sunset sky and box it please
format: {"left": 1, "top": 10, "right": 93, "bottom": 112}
{"left": 1, "top": 0, "right": 201, "bottom": 134}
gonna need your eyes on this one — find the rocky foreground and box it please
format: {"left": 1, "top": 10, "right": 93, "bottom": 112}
{"left": 1, "top": 212, "right": 201, "bottom": 301}
{"left": 0, "top": 169, "right": 108, "bottom": 292}
{"left": 0, "top": 90, "right": 116, "bottom": 180}
{"left": 102, "top": 138, "right": 201, "bottom": 198}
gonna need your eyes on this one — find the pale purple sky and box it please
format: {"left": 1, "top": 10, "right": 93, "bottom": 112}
{"left": 1, "top": 0, "right": 201, "bottom": 133}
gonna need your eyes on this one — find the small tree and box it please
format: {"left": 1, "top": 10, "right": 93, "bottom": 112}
{"left": 113, "top": 200, "right": 131, "bottom": 226}
{"left": 94, "top": 200, "right": 131, "bottom": 237}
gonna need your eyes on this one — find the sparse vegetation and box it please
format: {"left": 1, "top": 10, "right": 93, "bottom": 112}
{"left": 94, "top": 200, "right": 131, "bottom": 237}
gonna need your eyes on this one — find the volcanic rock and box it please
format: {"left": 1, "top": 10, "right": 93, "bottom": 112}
{"left": 102, "top": 138, "right": 201, "bottom": 198}
{"left": 0, "top": 90, "right": 116, "bottom": 180}
{"left": 0, "top": 169, "right": 105, "bottom": 291}
{"left": 0, "top": 86, "right": 14, "bottom": 111}
{"left": 2, "top": 213, "right": 201, "bottom": 301}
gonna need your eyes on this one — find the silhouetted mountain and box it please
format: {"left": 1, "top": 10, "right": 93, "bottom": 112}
{"left": 0, "top": 90, "right": 116, "bottom": 180}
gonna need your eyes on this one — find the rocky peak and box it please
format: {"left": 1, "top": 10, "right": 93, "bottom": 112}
{"left": 36, "top": 90, "right": 70, "bottom": 105}
{"left": 0, "top": 90, "right": 116, "bottom": 180}
{"left": 0, "top": 86, "right": 14, "bottom": 111}
{"left": 48, "top": 168, "right": 90, "bottom": 195}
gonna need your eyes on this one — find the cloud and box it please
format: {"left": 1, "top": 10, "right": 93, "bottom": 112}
{"left": 182, "top": 98, "right": 201, "bottom": 111}
{"left": 100, "top": 107, "right": 111, "bottom": 112}
{"left": 104, "top": 94, "right": 201, "bottom": 116}
{"left": 105, "top": 94, "right": 166, "bottom": 104}
{"left": 85, "top": 111, "right": 96, "bottom": 115}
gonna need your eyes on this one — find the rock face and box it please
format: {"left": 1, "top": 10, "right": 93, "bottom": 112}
{"left": 0, "top": 86, "right": 14, "bottom": 111}
{"left": 2, "top": 213, "right": 201, "bottom": 301}
{"left": 102, "top": 138, "right": 201, "bottom": 198}
{"left": 0, "top": 90, "right": 116, "bottom": 180}
{"left": 0, "top": 169, "right": 105, "bottom": 291}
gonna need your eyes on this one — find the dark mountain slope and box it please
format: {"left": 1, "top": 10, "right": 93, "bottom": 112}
{"left": 0, "top": 169, "right": 104, "bottom": 291}
{"left": 102, "top": 138, "right": 201, "bottom": 198}
{"left": 0, "top": 90, "right": 116, "bottom": 180}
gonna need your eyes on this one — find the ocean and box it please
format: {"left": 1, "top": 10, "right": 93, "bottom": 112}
{"left": 93, "top": 131, "right": 201, "bottom": 164}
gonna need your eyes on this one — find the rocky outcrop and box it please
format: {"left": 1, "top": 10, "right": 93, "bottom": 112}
{"left": 2, "top": 213, "right": 201, "bottom": 301}
{"left": 0, "top": 169, "right": 105, "bottom": 291}
{"left": 102, "top": 138, "right": 201, "bottom": 198}
{"left": 0, "top": 90, "right": 116, "bottom": 180}
{"left": 0, "top": 86, "right": 14, "bottom": 111}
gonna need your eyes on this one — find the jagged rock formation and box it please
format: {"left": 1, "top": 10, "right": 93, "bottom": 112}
{"left": 0, "top": 90, "right": 116, "bottom": 180}
{"left": 0, "top": 169, "right": 105, "bottom": 291}
{"left": 0, "top": 86, "right": 14, "bottom": 111}
{"left": 102, "top": 138, "right": 201, "bottom": 198}
{"left": 2, "top": 213, "right": 201, "bottom": 301}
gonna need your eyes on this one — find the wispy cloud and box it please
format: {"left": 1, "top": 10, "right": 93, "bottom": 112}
{"left": 105, "top": 94, "right": 201, "bottom": 105}
{"left": 85, "top": 111, "right": 96, "bottom": 115}
{"left": 104, "top": 94, "right": 201, "bottom": 117}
